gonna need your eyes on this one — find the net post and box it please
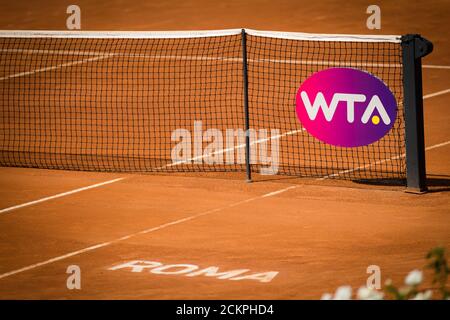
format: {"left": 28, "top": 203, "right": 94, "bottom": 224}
{"left": 241, "top": 28, "right": 252, "bottom": 183}
{"left": 401, "top": 34, "right": 433, "bottom": 193}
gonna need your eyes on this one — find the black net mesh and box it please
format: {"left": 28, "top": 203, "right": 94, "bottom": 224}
{"left": 246, "top": 35, "right": 405, "bottom": 180}
{"left": 0, "top": 31, "right": 405, "bottom": 180}
{"left": 0, "top": 35, "right": 245, "bottom": 172}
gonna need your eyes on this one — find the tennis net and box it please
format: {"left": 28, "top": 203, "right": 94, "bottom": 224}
{"left": 0, "top": 29, "right": 431, "bottom": 186}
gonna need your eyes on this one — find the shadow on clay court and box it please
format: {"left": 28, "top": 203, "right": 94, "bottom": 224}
{"left": 240, "top": 174, "right": 450, "bottom": 192}
{"left": 353, "top": 175, "right": 450, "bottom": 193}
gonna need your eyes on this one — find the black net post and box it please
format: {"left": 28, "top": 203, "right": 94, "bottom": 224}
{"left": 241, "top": 29, "right": 252, "bottom": 182}
{"left": 401, "top": 34, "right": 433, "bottom": 193}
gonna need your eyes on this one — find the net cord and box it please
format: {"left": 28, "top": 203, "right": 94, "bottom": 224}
{"left": 0, "top": 29, "right": 401, "bottom": 42}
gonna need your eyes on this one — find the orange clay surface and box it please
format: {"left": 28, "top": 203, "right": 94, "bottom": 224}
{"left": 0, "top": 0, "right": 449, "bottom": 299}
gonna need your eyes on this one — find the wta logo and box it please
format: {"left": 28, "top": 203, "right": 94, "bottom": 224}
{"left": 295, "top": 68, "right": 397, "bottom": 147}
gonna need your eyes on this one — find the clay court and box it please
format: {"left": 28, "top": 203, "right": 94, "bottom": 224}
{"left": 0, "top": 0, "right": 449, "bottom": 299}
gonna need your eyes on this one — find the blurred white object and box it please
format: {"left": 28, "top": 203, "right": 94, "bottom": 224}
{"left": 320, "top": 293, "right": 333, "bottom": 300}
{"left": 356, "top": 287, "right": 384, "bottom": 300}
{"left": 334, "top": 286, "right": 352, "bottom": 300}
{"left": 411, "top": 290, "right": 433, "bottom": 300}
{"left": 405, "top": 269, "right": 423, "bottom": 286}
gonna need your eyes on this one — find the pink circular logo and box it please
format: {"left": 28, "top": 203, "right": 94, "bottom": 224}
{"left": 295, "top": 68, "right": 397, "bottom": 148}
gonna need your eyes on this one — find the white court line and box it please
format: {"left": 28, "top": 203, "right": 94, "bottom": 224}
{"left": 317, "top": 154, "right": 404, "bottom": 180}
{"left": 0, "top": 57, "right": 447, "bottom": 210}
{"left": 0, "top": 184, "right": 295, "bottom": 280}
{"left": 425, "top": 140, "right": 450, "bottom": 151}
{"left": 0, "top": 43, "right": 305, "bottom": 213}
{"left": 423, "top": 64, "right": 450, "bottom": 70}
{"left": 318, "top": 140, "right": 450, "bottom": 180}
{"left": 0, "top": 177, "right": 125, "bottom": 214}
{"left": 0, "top": 48, "right": 402, "bottom": 69}
{"left": 1, "top": 85, "right": 448, "bottom": 213}
{"left": 2, "top": 48, "right": 449, "bottom": 83}
{"left": 159, "top": 129, "right": 304, "bottom": 169}
{"left": 0, "top": 91, "right": 449, "bottom": 278}
{"left": 0, "top": 54, "right": 115, "bottom": 81}
{"left": 0, "top": 129, "right": 305, "bottom": 214}
{"left": 423, "top": 88, "right": 450, "bottom": 99}
{"left": 261, "top": 185, "right": 298, "bottom": 198}
{"left": 0, "top": 48, "right": 105, "bottom": 56}
{"left": 0, "top": 138, "right": 449, "bottom": 279}
{"left": 318, "top": 88, "right": 450, "bottom": 180}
